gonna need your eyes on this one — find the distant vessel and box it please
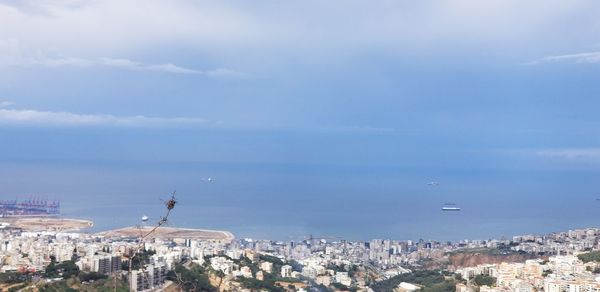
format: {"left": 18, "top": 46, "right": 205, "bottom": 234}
{"left": 442, "top": 205, "right": 461, "bottom": 211}
{"left": 141, "top": 215, "right": 149, "bottom": 222}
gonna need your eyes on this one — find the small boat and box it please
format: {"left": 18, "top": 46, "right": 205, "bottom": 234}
{"left": 442, "top": 206, "right": 461, "bottom": 211}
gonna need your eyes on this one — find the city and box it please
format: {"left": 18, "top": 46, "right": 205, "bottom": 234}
{"left": 1, "top": 212, "right": 599, "bottom": 291}
{"left": 3, "top": 0, "right": 600, "bottom": 291}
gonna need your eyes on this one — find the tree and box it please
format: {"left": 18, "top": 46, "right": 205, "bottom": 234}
{"left": 79, "top": 272, "right": 108, "bottom": 282}
{"left": 45, "top": 260, "right": 58, "bottom": 278}
{"left": 473, "top": 274, "right": 496, "bottom": 286}
{"left": 370, "top": 270, "right": 455, "bottom": 292}
{"left": 331, "top": 282, "right": 354, "bottom": 291}
{"left": 123, "top": 249, "right": 156, "bottom": 271}
{"left": 167, "top": 263, "right": 217, "bottom": 291}
{"left": 45, "top": 259, "right": 80, "bottom": 279}
{"left": 578, "top": 251, "right": 600, "bottom": 263}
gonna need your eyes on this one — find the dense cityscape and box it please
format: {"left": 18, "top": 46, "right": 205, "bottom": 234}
{"left": 1, "top": 215, "right": 600, "bottom": 291}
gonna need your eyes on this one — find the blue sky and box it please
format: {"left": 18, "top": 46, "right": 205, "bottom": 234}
{"left": 1, "top": 1, "right": 600, "bottom": 239}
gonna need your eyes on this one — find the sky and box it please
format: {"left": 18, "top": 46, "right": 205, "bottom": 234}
{"left": 1, "top": 0, "right": 600, "bottom": 240}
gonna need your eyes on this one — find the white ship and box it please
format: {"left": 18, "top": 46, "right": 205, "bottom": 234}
{"left": 441, "top": 206, "right": 461, "bottom": 211}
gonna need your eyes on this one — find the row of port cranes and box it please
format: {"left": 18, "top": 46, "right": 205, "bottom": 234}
{"left": 0, "top": 197, "right": 60, "bottom": 216}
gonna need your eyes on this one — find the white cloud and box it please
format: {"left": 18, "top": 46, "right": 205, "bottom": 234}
{"left": 1, "top": 1, "right": 598, "bottom": 58}
{"left": 36, "top": 57, "right": 216, "bottom": 75}
{"left": 0, "top": 39, "right": 238, "bottom": 75}
{"left": 535, "top": 148, "right": 600, "bottom": 160}
{"left": 0, "top": 1, "right": 264, "bottom": 54}
{"left": 533, "top": 52, "right": 600, "bottom": 65}
{"left": 0, "top": 108, "right": 211, "bottom": 128}
{"left": 0, "top": 107, "right": 394, "bottom": 134}
{"left": 202, "top": 68, "right": 243, "bottom": 77}
{"left": 0, "top": 0, "right": 89, "bottom": 16}
{"left": 0, "top": 100, "right": 14, "bottom": 107}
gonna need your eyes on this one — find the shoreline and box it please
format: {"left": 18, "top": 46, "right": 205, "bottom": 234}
{"left": 95, "top": 225, "right": 235, "bottom": 242}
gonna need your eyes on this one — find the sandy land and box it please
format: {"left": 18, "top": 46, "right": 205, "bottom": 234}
{"left": 96, "top": 226, "right": 234, "bottom": 242}
{"left": 1, "top": 217, "right": 93, "bottom": 232}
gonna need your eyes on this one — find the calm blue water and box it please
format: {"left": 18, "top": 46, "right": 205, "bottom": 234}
{"left": 3, "top": 160, "right": 598, "bottom": 241}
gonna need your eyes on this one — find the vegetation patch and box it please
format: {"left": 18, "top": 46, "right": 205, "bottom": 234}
{"left": 166, "top": 263, "right": 217, "bottom": 292}
{"left": 473, "top": 274, "right": 496, "bottom": 286}
{"left": 578, "top": 251, "right": 600, "bottom": 263}
{"left": 369, "top": 270, "right": 458, "bottom": 292}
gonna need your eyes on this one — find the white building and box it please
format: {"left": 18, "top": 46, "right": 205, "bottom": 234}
{"left": 281, "top": 264, "right": 292, "bottom": 278}
{"left": 260, "top": 261, "right": 273, "bottom": 273}
{"left": 240, "top": 266, "right": 253, "bottom": 278}
{"left": 335, "top": 271, "right": 352, "bottom": 286}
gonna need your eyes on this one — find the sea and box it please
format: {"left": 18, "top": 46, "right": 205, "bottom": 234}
{"left": 3, "top": 159, "right": 596, "bottom": 242}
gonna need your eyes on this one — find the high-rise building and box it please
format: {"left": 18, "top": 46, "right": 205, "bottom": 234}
{"left": 92, "top": 255, "right": 121, "bottom": 274}
{"left": 129, "top": 264, "right": 167, "bottom": 292}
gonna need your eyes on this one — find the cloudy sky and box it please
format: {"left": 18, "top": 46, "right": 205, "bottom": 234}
{"left": 1, "top": 1, "right": 600, "bottom": 239}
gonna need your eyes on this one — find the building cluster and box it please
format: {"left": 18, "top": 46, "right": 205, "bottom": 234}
{"left": 0, "top": 229, "right": 230, "bottom": 291}
{"left": 0, "top": 231, "right": 79, "bottom": 273}
{"left": 456, "top": 256, "right": 600, "bottom": 292}
{"left": 0, "top": 228, "right": 472, "bottom": 291}
{"left": 0, "top": 227, "right": 599, "bottom": 291}
{"left": 455, "top": 228, "right": 600, "bottom": 292}
{"left": 512, "top": 228, "right": 600, "bottom": 255}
